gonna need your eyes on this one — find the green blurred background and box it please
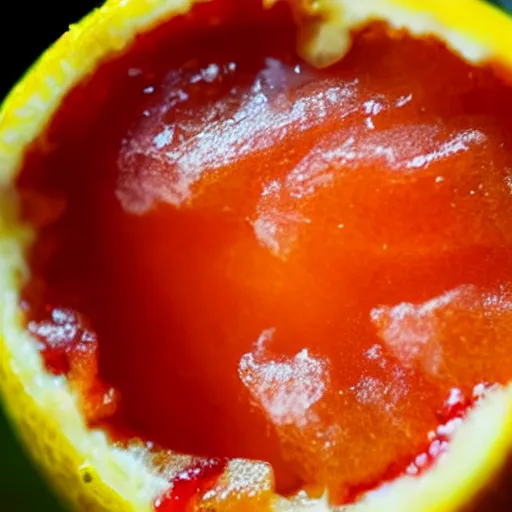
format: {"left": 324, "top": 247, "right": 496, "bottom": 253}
{"left": 0, "top": 0, "right": 511, "bottom": 510}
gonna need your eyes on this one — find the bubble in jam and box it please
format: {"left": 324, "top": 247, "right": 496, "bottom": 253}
{"left": 16, "top": 0, "right": 512, "bottom": 506}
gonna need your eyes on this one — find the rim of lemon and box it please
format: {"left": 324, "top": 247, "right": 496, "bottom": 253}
{"left": 2, "top": 1, "right": 512, "bottom": 511}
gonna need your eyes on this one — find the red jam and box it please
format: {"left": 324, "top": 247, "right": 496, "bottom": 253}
{"left": 16, "top": 0, "right": 512, "bottom": 507}
{"left": 154, "top": 459, "right": 228, "bottom": 512}
{"left": 26, "top": 304, "right": 119, "bottom": 424}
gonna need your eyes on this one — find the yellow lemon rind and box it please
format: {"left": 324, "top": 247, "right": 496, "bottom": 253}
{"left": 2, "top": 1, "right": 512, "bottom": 511}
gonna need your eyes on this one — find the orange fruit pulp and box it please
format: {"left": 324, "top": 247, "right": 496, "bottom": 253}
{"left": 16, "top": 0, "right": 512, "bottom": 507}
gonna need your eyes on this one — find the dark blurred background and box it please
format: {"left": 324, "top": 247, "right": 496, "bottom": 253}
{"left": 0, "top": 0, "right": 511, "bottom": 510}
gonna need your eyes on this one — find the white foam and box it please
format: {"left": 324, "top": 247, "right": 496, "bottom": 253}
{"left": 371, "top": 287, "right": 469, "bottom": 369}
{"left": 405, "top": 129, "right": 486, "bottom": 169}
{"left": 239, "top": 329, "right": 330, "bottom": 427}
{"left": 117, "top": 61, "right": 360, "bottom": 213}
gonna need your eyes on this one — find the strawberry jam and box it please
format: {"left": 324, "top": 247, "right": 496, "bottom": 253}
{"left": 16, "top": 0, "right": 512, "bottom": 506}
{"left": 25, "top": 303, "right": 119, "bottom": 424}
{"left": 154, "top": 459, "right": 228, "bottom": 512}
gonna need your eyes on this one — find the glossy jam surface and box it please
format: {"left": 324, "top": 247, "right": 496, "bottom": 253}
{"left": 17, "top": 1, "right": 512, "bottom": 506}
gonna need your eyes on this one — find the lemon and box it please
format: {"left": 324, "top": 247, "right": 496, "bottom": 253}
{"left": 2, "top": 1, "right": 512, "bottom": 511}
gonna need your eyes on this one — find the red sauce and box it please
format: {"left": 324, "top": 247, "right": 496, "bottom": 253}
{"left": 26, "top": 304, "right": 119, "bottom": 424}
{"left": 154, "top": 459, "right": 228, "bottom": 512}
{"left": 16, "top": 0, "right": 512, "bottom": 506}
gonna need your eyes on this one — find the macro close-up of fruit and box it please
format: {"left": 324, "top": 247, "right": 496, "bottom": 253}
{"left": 5, "top": 0, "right": 512, "bottom": 511}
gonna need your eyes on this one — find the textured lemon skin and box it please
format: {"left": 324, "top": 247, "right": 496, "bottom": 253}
{"left": 2, "top": 1, "right": 512, "bottom": 512}
{"left": 0, "top": 3, "right": 199, "bottom": 510}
